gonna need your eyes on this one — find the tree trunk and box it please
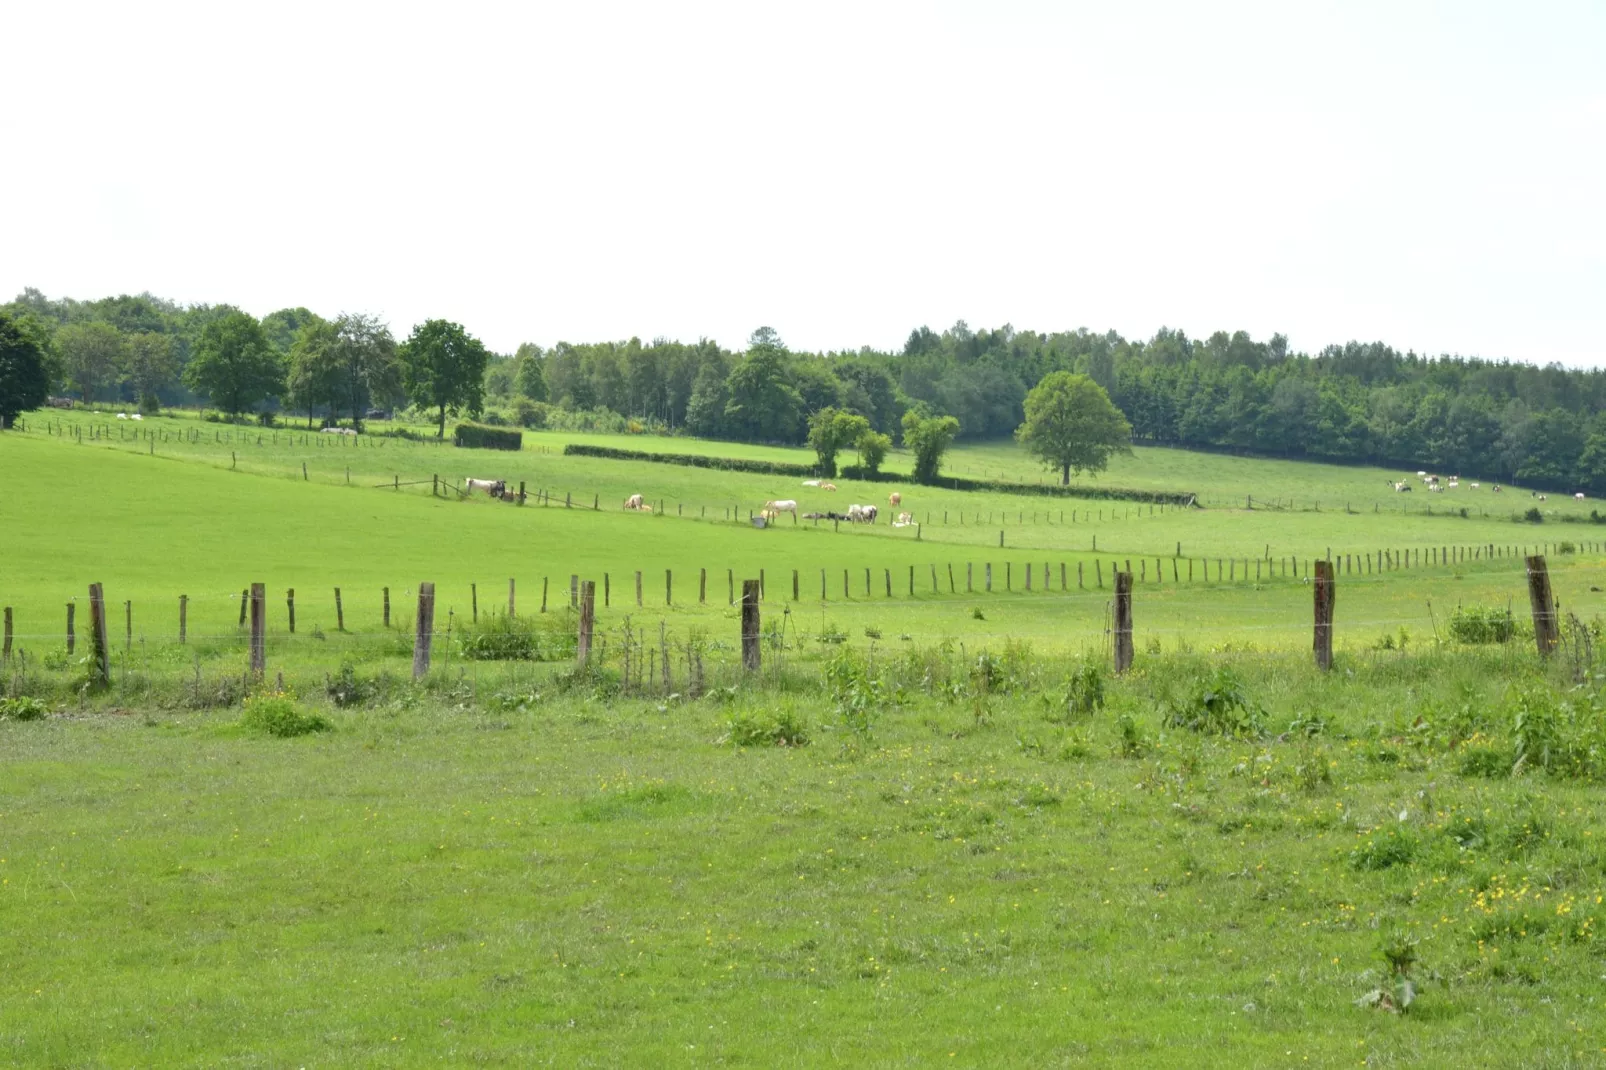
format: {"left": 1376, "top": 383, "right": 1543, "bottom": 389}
{"left": 438, "top": 404, "right": 447, "bottom": 438}
{"left": 1062, "top": 463, "right": 1070, "bottom": 485}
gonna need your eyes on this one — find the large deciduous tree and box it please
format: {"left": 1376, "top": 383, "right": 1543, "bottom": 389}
{"left": 724, "top": 328, "right": 802, "bottom": 442}
{"left": 286, "top": 316, "right": 340, "bottom": 427}
{"left": 124, "top": 331, "right": 177, "bottom": 413}
{"left": 55, "top": 320, "right": 125, "bottom": 403}
{"left": 806, "top": 407, "right": 870, "bottom": 477}
{"left": 400, "top": 319, "right": 489, "bottom": 437}
{"left": 330, "top": 313, "right": 399, "bottom": 431}
{"left": 0, "top": 311, "right": 50, "bottom": 428}
{"left": 1016, "top": 372, "right": 1133, "bottom": 484}
{"left": 182, "top": 308, "right": 283, "bottom": 417}
{"left": 902, "top": 408, "right": 961, "bottom": 485}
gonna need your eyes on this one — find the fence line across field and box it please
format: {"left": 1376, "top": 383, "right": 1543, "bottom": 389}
{"left": 0, "top": 557, "right": 1578, "bottom": 685}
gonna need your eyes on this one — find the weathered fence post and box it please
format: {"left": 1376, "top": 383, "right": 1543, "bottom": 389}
{"left": 179, "top": 595, "right": 187, "bottom": 644}
{"left": 728, "top": 570, "right": 734, "bottom": 605}
{"left": 383, "top": 586, "right": 391, "bottom": 627}
{"left": 1527, "top": 555, "right": 1559, "bottom": 656}
{"left": 1113, "top": 571, "right": 1133, "bottom": 674}
{"left": 508, "top": 577, "right": 517, "bottom": 617}
{"left": 413, "top": 582, "right": 435, "bottom": 679}
{"left": 335, "top": 588, "right": 344, "bottom": 631}
{"left": 286, "top": 588, "right": 296, "bottom": 634}
{"left": 2, "top": 607, "right": 11, "bottom": 661}
{"left": 636, "top": 570, "right": 644, "bottom": 607}
{"left": 794, "top": 569, "right": 801, "bottom": 601}
{"left": 604, "top": 573, "right": 611, "bottom": 607}
{"left": 66, "top": 602, "right": 75, "bottom": 654}
{"left": 1313, "top": 559, "right": 1335, "bottom": 671}
{"left": 248, "top": 583, "right": 265, "bottom": 678}
{"left": 576, "top": 580, "right": 596, "bottom": 664}
{"left": 700, "top": 568, "right": 707, "bottom": 604}
{"left": 571, "top": 575, "right": 579, "bottom": 609}
{"left": 666, "top": 569, "right": 673, "bottom": 606}
{"left": 239, "top": 588, "right": 248, "bottom": 628}
{"left": 124, "top": 600, "right": 132, "bottom": 654}
{"left": 470, "top": 584, "right": 477, "bottom": 623}
{"left": 741, "top": 580, "right": 761, "bottom": 672}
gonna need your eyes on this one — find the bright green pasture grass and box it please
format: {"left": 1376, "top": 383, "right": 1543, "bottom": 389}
{"left": 4, "top": 650, "right": 1606, "bottom": 1065}
{"left": 5, "top": 429, "right": 1606, "bottom": 671}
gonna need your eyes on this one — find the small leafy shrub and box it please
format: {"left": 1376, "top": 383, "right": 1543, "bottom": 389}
{"left": 240, "top": 694, "right": 331, "bottom": 738}
{"left": 1524, "top": 506, "right": 1543, "bottom": 523}
{"left": 970, "top": 607, "right": 986, "bottom": 621}
{"left": 1115, "top": 712, "right": 1148, "bottom": 758}
{"left": 1064, "top": 664, "right": 1105, "bottom": 718}
{"left": 1557, "top": 541, "right": 1576, "bottom": 554}
{"left": 458, "top": 614, "right": 541, "bottom": 661}
{"left": 816, "top": 625, "right": 848, "bottom": 645}
{"left": 1357, "top": 932, "right": 1432, "bottom": 1014}
{"left": 0, "top": 696, "right": 48, "bottom": 721}
{"left": 970, "top": 651, "right": 1006, "bottom": 696}
{"left": 825, "top": 647, "right": 896, "bottom": 738}
{"left": 552, "top": 662, "right": 622, "bottom": 698}
{"left": 1164, "top": 668, "right": 1263, "bottom": 737}
{"left": 728, "top": 708, "right": 810, "bottom": 747}
{"left": 325, "top": 662, "right": 373, "bottom": 708}
{"left": 1458, "top": 744, "right": 1511, "bottom": 779}
{"left": 1447, "top": 604, "right": 1516, "bottom": 645}
{"left": 1349, "top": 828, "right": 1418, "bottom": 871}
{"left": 453, "top": 422, "right": 523, "bottom": 451}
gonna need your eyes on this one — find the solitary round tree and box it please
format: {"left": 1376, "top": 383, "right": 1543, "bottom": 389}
{"left": 1016, "top": 371, "right": 1132, "bottom": 484}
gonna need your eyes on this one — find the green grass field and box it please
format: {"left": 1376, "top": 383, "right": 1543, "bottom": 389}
{"left": 6, "top": 411, "right": 1606, "bottom": 1066}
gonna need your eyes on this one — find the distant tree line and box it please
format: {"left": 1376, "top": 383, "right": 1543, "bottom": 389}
{"left": 6, "top": 287, "right": 1606, "bottom": 491}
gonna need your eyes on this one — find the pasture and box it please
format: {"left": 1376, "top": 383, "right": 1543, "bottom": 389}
{"left": 6, "top": 411, "right": 1606, "bottom": 1065}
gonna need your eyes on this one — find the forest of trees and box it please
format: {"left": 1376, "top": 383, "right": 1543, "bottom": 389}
{"left": 7, "top": 286, "right": 1606, "bottom": 492}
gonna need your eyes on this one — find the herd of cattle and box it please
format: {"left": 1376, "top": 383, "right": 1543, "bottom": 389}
{"left": 466, "top": 480, "right": 916, "bottom": 524}
{"left": 1390, "top": 471, "right": 1584, "bottom": 502}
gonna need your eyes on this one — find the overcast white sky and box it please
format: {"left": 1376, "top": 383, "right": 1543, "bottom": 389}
{"left": 4, "top": 1, "right": 1602, "bottom": 364}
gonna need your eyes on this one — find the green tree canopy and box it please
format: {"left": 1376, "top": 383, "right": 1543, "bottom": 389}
{"left": 183, "top": 308, "right": 282, "bottom": 417}
{"left": 1016, "top": 371, "right": 1134, "bottom": 484}
{"left": 124, "top": 331, "right": 176, "bottom": 413}
{"left": 902, "top": 408, "right": 960, "bottom": 484}
{"left": 515, "top": 345, "right": 549, "bottom": 401}
{"left": 400, "top": 319, "right": 489, "bottom": 436}
{"left": 330, "top": 313, "right": 399, "bottom": 430}
{"left": 806, "top": 407, "right": 870, "bottom": 476}
{"left": 855, "top": 429, "right": 891, "bottom": 474}
{"left": 724, "top": 330, "right": 802, "bottom": 442}
{"left": 55, "top": 320, "right": 125, "bottom": 402}
{"left": 0, "top": 310, "right": 50, "bottom": 428}
{"left": 286, "top": 316, "right": 339, "bottom": 427}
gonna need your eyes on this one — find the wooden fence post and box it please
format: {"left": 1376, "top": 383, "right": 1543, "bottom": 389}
{"left": 286, "top": 588, "right": 296, "bottom": 634}
{"left": 508, "top": 577, "right": 517, "bottom": 617}
{"left": 2, "top": 607, "right": 11, "bottom": 661}
{"left": 124, "top": 600, "right": 131, "bottom": 653}
{"left": 741, "top": 580, "right": 761, "bottom": 672}
{"left": 1313, "top": 559, "right": 1335, "bottom": 671}
{"left": 239, "top": 588, "right": 248, "bottom": 628}
{"left": 88, "top": 584, "right": 111, "bottom": 686}
{"left": 335, "top": 588, "right": 344, "bottom": 631}
{"left": 179, "top": 595, "right": 187, "bottom": 644}
{"left": 383, "top": 586, "right": 391, "bottom": 628}
{"left": 413, "top": 582, "right": 435, "bottom": 679}
{"left": 470, "top": 584, "right": 477, "bottom": 623}
{"left": 66, "top": 602, "right": 75, "bottom": 654}
{"left": 1113, "top": 571, "right": 1133, "bottom": 674}
{"left": 728, "top": 570, "right": 734, "bottom": 605}
{"left": 700, "top": 568, "right": 707, "bottom": 604}
{"left": 666, "top": 569, "right": 673, "bottom": 606}
{"left": 571, "top": 575, "right": 579, "bottom": 609}
{"left": 577, "top": 580, "right": 595, "bottom": 664}
{"left": 1527, "top": 555, "right": 1559, "bottom": 656}
{"left": 636, "top": 570, "right": 644, "bottom": 607}
{"left": 794, "top": 569, "right": 800, "bottom": 601}
{"left": 605, "top": 573, "right": 611, "bottom": 607}
{"left": 248, "top": 583, "right": 265, "bottom": 678}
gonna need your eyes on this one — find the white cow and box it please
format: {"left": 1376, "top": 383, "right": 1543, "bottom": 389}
{"left": 764, "top": 499, "right": 798, "bottom": 516}
{"left": 1577, "top": 492, "right": 1587, "bottom": 501}
{"left": 801, "top": 479, "right": 821, "bottom": 487}
{"left": 465, "top": 478, "right": 505, "bottom": 496}
{"left": 848, "top": 504, "right": 878, "bottom": 523}
{"left": 892, "top": 511, "right": 914, "bottom": 527}
{"left": 116, "top": 412, "right": 128, "bottom": 420}
{"left": 624, "top": 493, "right": 644, "bottom": 510}
{"left": 131, "top": 413, "right": 143, "bottom": 421}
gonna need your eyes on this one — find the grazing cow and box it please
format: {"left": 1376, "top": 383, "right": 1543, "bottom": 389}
{"left": 1393, "top": 481, "right": 1411, "bottom": 493}
{"left": 1428, "top": 484, "right": 1443, "bottom": 493}
{"left": 624, "top": 493, "right": 644, "bottom": 510}
{"left": 1492, "top": 484, "right": 1502, "bottom": 493}
{"left": 116, "top": 412, "right": 128, "bottom": 419}
{"left": 1577, "top": 493, "right": 1587, "bottom": 501}
{"left": 846, "top": 504, "right": 878, "bottom": 524}
{"left": 819, "top": 482, "right": 837, "bottom": 492}
{"left": 764, "top": 499, "right": 798, "bottom": 517}
{"left": 802, "top": 479, "right": 821, "bottom": 487}
{"left": 465, "top": 478, "right": 505, "bottom": 496}
{"left": 892, "top": 511, "right": 914, "bottom": 527}
{"left": 131, "top": 413, "right": 143, "bottom": 421}
{"left": 1470, "top": 482, "right": 1479, "bottom": 489}
{"left": 888, "top": 492, "right": 902, "bottom": 507}
{"left": 1417, "top": 470, "right": 1427, "bottom": 477}
{"left": 1539, "top": 494, "right": 1548, "bottom": 502}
